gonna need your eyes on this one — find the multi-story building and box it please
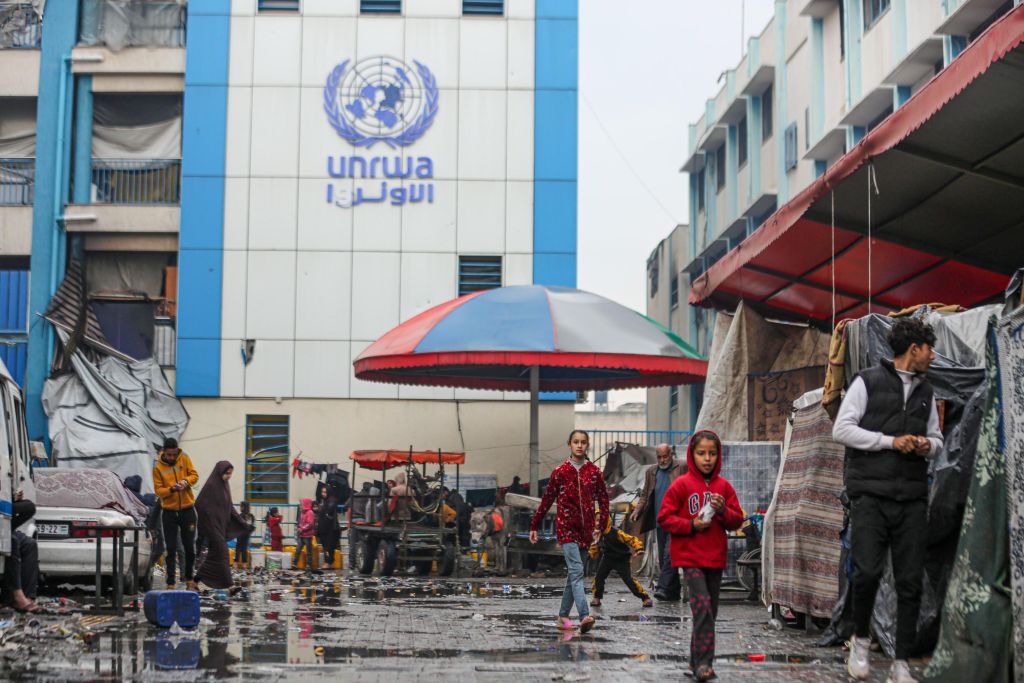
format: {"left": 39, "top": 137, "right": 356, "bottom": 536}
{"left": 2, "top": 0, "right": 580, "bottom": 504}
{"left": 649, "top": 0, "right": 1018, "bottom": 428}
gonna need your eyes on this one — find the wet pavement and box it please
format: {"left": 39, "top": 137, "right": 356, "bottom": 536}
{"left": 0, "top": 571, "right": 928, "bottom": 682}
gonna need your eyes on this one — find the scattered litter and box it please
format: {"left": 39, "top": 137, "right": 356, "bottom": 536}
{"left": 472, "top": 614, "right": 485, "bottom": 621}
{"left": 552, "top": 673, "right": 591, "bottom": 682}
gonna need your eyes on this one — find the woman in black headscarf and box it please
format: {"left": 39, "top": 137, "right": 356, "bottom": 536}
{"left": 194, "top": 461, "right": 249, "bottom": 590}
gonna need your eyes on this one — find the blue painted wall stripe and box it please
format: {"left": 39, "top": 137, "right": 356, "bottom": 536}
{"left": 534, "top": 0, "right": 577, "bottom": 400}
{"left": 0, "top": 271, "right": 29, "bottom": 387}
{"left": 25, "top": 0, "right": 80, "bottom": 441}
{"left": 72, "top": 75, "right": 93, "bottom": 204}
{"left": 176, "top": 0, "right": 231, "bottom": 397}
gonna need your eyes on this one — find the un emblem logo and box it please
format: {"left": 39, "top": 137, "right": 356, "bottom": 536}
{"left": 323, "top": 56, "right": 439, "bottom": 149}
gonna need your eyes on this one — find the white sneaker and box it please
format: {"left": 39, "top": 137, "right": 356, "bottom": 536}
{"left": 886, "top": 659, "right": 917, "bottom": 683}
{"left": 847, "top": 636, "right": 871, "bottom": 679}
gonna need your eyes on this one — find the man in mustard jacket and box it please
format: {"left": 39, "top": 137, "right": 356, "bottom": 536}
{"left": 152, "top": 437, "right": 199, "bottom": 590}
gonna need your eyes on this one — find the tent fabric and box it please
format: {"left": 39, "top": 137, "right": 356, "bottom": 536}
{"left": 0, "top": 98, "right": 36, "bottom": 158}
{"left": 92, "top": 119, "right": 182, "bottom": 160}
{"left": 997, "top": 305, "right": 1024, "bottom": 679}
{"left": 765, "top": 402, "right": 845, "bottom": 619}
{"left": 33, "top": 467, "right": 149, "bottom": 523}
{"left": 42, "top": 329, "right": 189, "bottom": 495}
{"left": 78, "top": 0, "right": 186, "bottom": 52}
{"left": 354, "top": 285, "right": 708, "bottom": 391}
{"left": 695, "top": 302, "right": 829, "bottom": 440}
{"left": 925, "top": 321, "right": 1012, "bottom": 682}
{"left": 350, "top": 450, "right": 465, "bottom": 471}
{"left": 689, "top": 5, "right": 1024, "bottom": 323}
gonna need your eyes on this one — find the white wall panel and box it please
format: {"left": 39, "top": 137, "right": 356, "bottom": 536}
{"left": 411, "top": 89, "right": 458, "bottom": 180}
{"left": 246, "top": 250, "right": 297, "bottom": 339}
{"left": 405, "top": 0, "right": 460, "bottom": 18}
{"left": 405, "top": 18, "right": 459, "bottom": 89}
{"left": 506, "top": 0, "right": 535, "bottom": 19}
{"left": 253, "top": 15, "right": 302, "bottom": 86}
{"left": 401, "top": 179, "right": 456, "bottom": 252}
{"left": 505, "top": 253, "right": 532, "bottom": 286}
{"left": 297, "top": 178, "right": 353, "bottom": 250}
{"left": 222, "top": 177, "right": 249, "bottom": 250}
{"left": 352, "top": 179, "right": 402, "bottom": 251}
{"left": 457, "top": 90, "right": 506, "bottom": 179}
{"left": 351, "top": 252, "right": 400, "bottom": 340}
{"left": 457, "top": 180, "right": 505, "bottom": 253}
{"left": 455, "top": 388, "right": 504, "bottom": 400}
{"left": 295, "top": 251, "right": 352, "bottom": 340}
{"left": 219, "top": 339, "right": 245, "bottom": 397}
{"left": 356, "top": 18, "right": 404, "bottom": 61}
{"left": 350, "top": 341, "right": 399, "bottom": 398}
{"left": 298, "top": 85, "right": 339, "bottom": 178}
{"left": 228, "top": 16, "right": 254, "bottom": 85}
{"left": 230, "top": 0, "right": 255, "bottom": 16}
{"left": 248, "top": 177, "right": 298, "bottom": 250}
{"left": 505, "top": 180, "right": 532, "bottom": 253}
{"left": 506, "top": 90, "right": 533, "bottom": 180}
{"left": 399, "top": 252, "right": 455, "bottom": 321}
{"left": 224, "top": 86, "right": 252, "bottom": 177}
{"left": 294, "top": 340, "right": 351, "bottom": 397}
{"left": 303, "top": 0, "right": 357, "bottom": 16}
{"left": 507, "top": 19, "right": 534, "bottom": 89}
{"left": 300, "top": 17, "right": 357, "bottom": 87}
{"left": 459, "top": 19, "right": 507, "bottom": 89}
{"left": 250, "top": 87, "right": 300, "bottom": 176}
{"left": 221, "top": 249, "right": 247, "bottom": 338}
{"left": 244, "top": 340, "right": 294, "bottom": 398}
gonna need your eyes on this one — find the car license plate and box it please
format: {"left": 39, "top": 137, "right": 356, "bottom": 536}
{"left": 38, "top": 523, "right": 69, "bottom": 537}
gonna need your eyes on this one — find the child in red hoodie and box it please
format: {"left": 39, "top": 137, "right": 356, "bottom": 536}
{"left": 658, "top": 430, "right": 743, "bottom": 682}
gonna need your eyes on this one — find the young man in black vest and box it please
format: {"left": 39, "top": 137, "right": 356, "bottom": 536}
{"left": 833, "top": 318, "right": 943, "bottom": 683}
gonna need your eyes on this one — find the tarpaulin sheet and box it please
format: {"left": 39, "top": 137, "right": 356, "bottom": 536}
{"left": 42, "top": 329, "right": 188, "bottom": 495}
{"left": 79, "top": 0, "right": 186, "bottom": 51}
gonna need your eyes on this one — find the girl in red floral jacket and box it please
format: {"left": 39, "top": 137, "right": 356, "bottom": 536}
{"left": 530, "top": 429, "right": 609, "bottom": 633}
{"left": 658, "top": 430, "right": 743, "bottom": 682}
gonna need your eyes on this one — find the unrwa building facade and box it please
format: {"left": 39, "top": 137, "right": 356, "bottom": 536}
{"left": 10, "top": 0, "right": 580, "bottom": 505}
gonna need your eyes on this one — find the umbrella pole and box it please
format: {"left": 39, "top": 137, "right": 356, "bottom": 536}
{"left": 529, "top": 365, "right": 539, "bottom": 497}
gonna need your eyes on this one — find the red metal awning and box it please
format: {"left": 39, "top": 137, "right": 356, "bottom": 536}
{"left": 690, "top": 4, "right": 1024, "bottom": 324}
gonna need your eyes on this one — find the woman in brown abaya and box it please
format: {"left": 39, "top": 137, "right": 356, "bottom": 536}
{"left": 194, "top": 461, "right": 249, "bottom": 590}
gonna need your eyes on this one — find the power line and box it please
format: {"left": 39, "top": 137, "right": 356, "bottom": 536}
{"left": 581, "top": 92, "right": 681, "bottom": 226}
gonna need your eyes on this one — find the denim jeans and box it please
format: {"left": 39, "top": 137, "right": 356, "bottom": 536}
{"left": 559, "top": 542, "right": 589, "bottom": 619}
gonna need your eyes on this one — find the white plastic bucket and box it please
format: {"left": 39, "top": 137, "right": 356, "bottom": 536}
{"left": 250, "top": 548, "right": 267, "bottom": 570}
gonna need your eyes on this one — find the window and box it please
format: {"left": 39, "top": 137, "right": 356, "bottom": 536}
{"left": 804, "top": 107, "right": 810, "bottom": 150}
{"left": 670, "top": 275, "right": 679, "bottom": 309}
{"left": 669, "top": 385, "right": 679, "bottom": 411}
{"left": 458, "top": 255, "right": 502, "bottom": 296}
{"left": 361, "top": 0, "right": 401, "bottom": 13}
{"left": 647, "top": 251, "right": 660, "bottom": 298}
{"left": 784, "top": 123, "right": 798, "bottom": 171}
{"left": 863, "top": 0, "right": 890, "bottom": 31}
{"left": 839, "top": 0, "right": 846, "bottom": 59}
{"left": 463, "top": 0, "right": 504, "bottom": 15}
{"left": 737, "top": 116, "right": 748, "bottom": 168}
{"left": 696, "top": 168, "right": 705, "bottom": 212}
{"left": 246, "top": 416, "right": 290, "bottom": 504}
{"left": 761, "top": 86, "right": 773, "bottom": 141}
{"left": 715, "top": 144, "right": 726, "bottom": 193}
{"left": 258, "top": 0, "right": 300, "bottom": 10}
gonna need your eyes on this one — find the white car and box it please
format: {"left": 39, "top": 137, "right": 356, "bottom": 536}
{"left": 33, "top": 469, "right": 153, "bottom": 594}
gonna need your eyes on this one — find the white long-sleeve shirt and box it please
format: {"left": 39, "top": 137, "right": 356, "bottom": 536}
{"left": 832, "top": 371, "right": 944, "bottom": 458}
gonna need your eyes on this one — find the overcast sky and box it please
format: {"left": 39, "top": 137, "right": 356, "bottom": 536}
{"left": 577, "top": 0, "right": 776, "bottom": 313}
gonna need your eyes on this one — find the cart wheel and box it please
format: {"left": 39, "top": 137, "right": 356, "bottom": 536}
{"left": 438, "top": 541, "right": 456, "bottom": 577}
{"left": 357, "top": 537, "right": 377, "bottom": 575}
{"left": 377, "top": 539, "right": 398, "bottom": 576}
{"left": 348, "top": 530, "right": 361, "bottom": 570}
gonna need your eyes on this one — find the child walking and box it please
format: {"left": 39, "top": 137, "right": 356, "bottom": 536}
{"left": 658, "top": 430, "right": 743, "bottom": 682}
{"left": 530, "top": 429, "right": 609, "bottom": 634}
{"left": 588, "top": 517, "right": 652, "bottom": 608}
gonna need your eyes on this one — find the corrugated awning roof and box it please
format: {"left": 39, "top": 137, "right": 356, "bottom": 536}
{"left": 44, "top": 259, "right": 135, "bottom": 362}
{"left": 690, "top": 4, "right": 1024, "bottom": 324}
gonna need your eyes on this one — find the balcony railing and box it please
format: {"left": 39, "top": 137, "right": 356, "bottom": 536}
{"left": 91, "top": 159, "right": 181, "bottom": 204}
{"left": 79, "top": 0, "right": 186, "bottom": 49}
{"left": 0, "top": 3, "right": 42, "bottom": 49}
{"left": 0, "top": 158, "right": 34, "bottom": 205}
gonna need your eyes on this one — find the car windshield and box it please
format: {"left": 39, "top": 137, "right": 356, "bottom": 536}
{"left": 34, "top": 469, "right": 149, "bottom": 523}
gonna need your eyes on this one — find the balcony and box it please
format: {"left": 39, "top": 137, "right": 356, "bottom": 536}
{"left": 0, "top": 158, "right": 33, "bottom": 205}
{"left": 79, "top": 0, "right": 187, "bottom": 50}
{"left": 91, "top": 159, "right": 180, "bottom": 205}
{"left": 0, "top": 3, "right": 41, "bottom": 49}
